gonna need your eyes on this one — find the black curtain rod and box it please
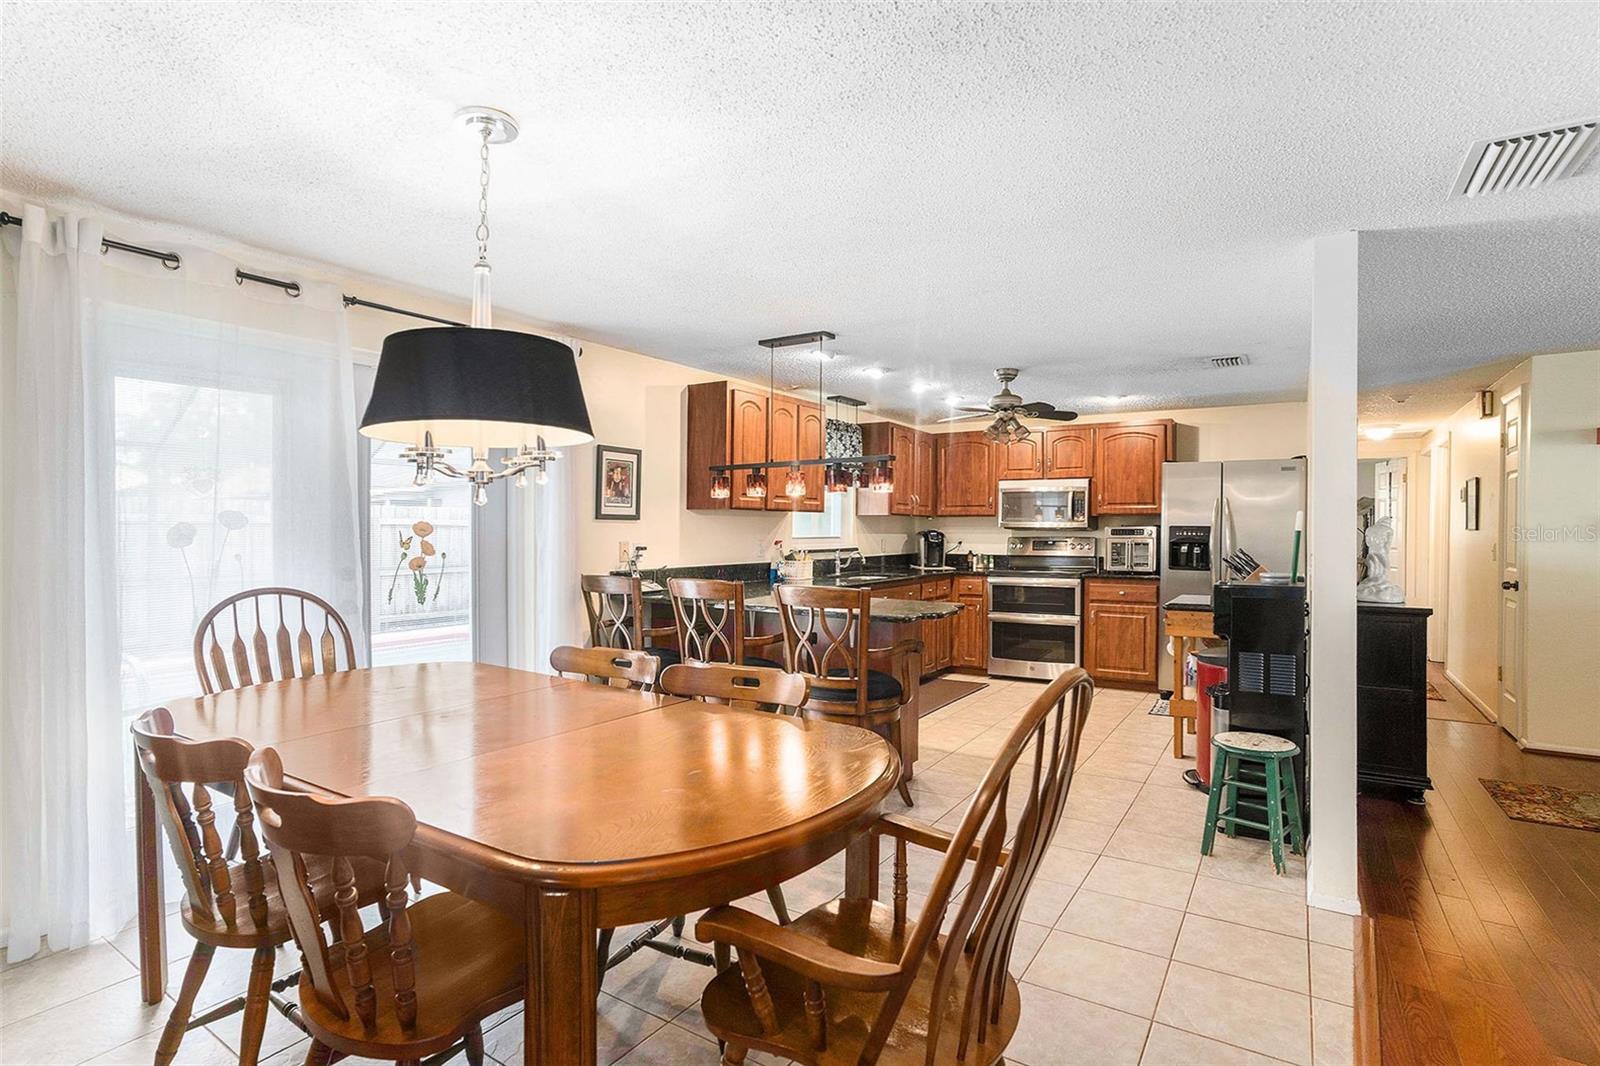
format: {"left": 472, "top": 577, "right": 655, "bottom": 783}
{"left": 0, "top": 211, "right": 466, "bottom": 328}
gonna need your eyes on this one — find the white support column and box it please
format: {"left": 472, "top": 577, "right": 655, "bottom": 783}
{"left": 1307, "top": 231, "right": 1361, "bottom": 914}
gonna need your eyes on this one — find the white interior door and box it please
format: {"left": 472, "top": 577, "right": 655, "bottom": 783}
{"left": 1498, "top": 388, "right": 1524, "bottom": 738}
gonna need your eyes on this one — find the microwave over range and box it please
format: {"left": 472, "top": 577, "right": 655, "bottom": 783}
{"left": 997, "top": 478, "right": 1090, "bottom": 531}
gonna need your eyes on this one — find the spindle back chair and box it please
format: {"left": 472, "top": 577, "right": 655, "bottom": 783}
{"left": 550, "top": 644, "right": 661, "bottom": 689}
{"left": 667, "top": 577, "right": 783, "bottom": 666}
{"left": 194, "top": 587, "right": 355, "bottom": 695}
{"left": 696, "top": 668, "right": 1096, "bottom": 1066}
{"left": 132, "top": 707, "right": 323, "bottom": 1065}
{"left": 245, "top": 747, "right": 522, "bottom": 1065}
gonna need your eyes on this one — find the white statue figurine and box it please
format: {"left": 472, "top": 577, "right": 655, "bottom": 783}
{"left": 1356, "top": 518, "right": 1405, "bottom": 603}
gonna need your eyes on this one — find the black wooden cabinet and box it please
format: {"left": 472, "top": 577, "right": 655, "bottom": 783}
{"left": 1357, "top": 603, "right": 1434, "bottom": 800}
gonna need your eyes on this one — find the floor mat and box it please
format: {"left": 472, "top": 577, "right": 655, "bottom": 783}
{"left": 919, "top": 677, "right": 988, "bottom": 718}
{"left": 1148, "top": 698, "right": 1171, "bottom": 717}
{"left": 1480, "top": 778, "right": 1600, "bottom": 833}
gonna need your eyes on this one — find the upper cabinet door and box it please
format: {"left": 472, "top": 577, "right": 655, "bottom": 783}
{"left": 765, "top": 394, "right": 800, "bottom": 511}
{"left": 729, "top": 387, "right": 769, "bottom": 510}
{"left": 1092, "top": 421, "right": 1172, "bottom": 514}
{"left": 995, "top": 436, "right": 1044, "bottom": 480}
{"left": 1042, "top": 427, "right": 1094, "bottom": 478}
{"left": 912, "top": 430, "right": 937, "bottom": 517}
{"left": 796, "top": 401, "right": 825, "bottom": 512}
{"left": 936, "top": 431, "right": 997, "bottom": 516}
{"left": 890, "top": 423, "right": 917, "bottom": 515}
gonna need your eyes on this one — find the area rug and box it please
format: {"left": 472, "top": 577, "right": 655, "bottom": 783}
{"left": 1480, "top": 779, "right": 1600, "bottom": 833}
{"left": 919, "top": 678, "right": 988, "bottom": 718}
{"left": 1426, "top": 681, "right": 1446, "bottom": 702}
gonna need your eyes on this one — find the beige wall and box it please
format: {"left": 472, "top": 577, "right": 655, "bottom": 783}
{"left": 1521, "top": 350, "right": 1600, "bottom": 754}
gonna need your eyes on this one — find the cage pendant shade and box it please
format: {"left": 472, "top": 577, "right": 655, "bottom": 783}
{"left": 360, "top": 327, "right": 594, "bottom": 449}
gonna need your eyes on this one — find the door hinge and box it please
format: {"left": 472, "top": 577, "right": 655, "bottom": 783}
{"left": 1498, "top": 665, "right": 1503, "bottom": 682}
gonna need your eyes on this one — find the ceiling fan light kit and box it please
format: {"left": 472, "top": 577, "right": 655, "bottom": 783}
{"left": 359, "top": 106, "right": 593, "bottom": 503}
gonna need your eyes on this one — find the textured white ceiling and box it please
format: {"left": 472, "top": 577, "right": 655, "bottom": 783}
{"left": 3, "top": 1, "right": 1598, "bottom": 422}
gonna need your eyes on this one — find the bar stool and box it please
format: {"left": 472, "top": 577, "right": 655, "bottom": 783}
{"left": 1201, "top": 731, "right": 1306, "bottom": 875}
{"left": 667, "top": 577, "right": 784, "bottom": 668}
{"left": 580, "top": 574, "right": 680, "bottom": 667}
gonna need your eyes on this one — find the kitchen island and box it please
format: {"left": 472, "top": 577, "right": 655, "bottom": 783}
{"left": 639, "top": 560, "right": 964, "bottom": 777}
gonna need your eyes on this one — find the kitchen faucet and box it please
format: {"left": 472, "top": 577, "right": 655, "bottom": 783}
{"left": 626, "top": 544, "right": 649, "bottom": 577}
{"left": 837, "top": 547, "right": 866, "bottom": 572}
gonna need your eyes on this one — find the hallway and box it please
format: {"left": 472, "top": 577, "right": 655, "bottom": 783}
{"left": 1357, "top": 669, "right": 1600, "bottom": 1063}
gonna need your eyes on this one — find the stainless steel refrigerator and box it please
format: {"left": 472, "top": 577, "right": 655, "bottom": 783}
{"left": 1159, "top": 458, "right": 1306, "bottom": 691}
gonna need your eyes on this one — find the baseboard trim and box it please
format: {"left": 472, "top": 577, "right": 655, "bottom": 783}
{"left": 1307, "top": 891, "right": 1362, "bottom": 916}
{"left": 1443, "top": 668, "right": 1496, "bottom": 721}
{"left": 1516, "top": 740, "right": 1600, "bottom": 760}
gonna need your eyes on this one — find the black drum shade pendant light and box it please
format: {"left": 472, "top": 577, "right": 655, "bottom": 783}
{"left": 360, "top": 106, "right": 593, "bottom": 504}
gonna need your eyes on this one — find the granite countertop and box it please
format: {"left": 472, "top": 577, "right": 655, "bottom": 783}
{"left": 1164, "top": 594, "right": 1213, "bottom": 611}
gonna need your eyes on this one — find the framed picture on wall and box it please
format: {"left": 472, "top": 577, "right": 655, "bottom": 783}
{"left": 1462, "top": 476, "right": 1480, "bottom": 531}
{"left": 595, "top": 446, "right": 642, "bottom": 521}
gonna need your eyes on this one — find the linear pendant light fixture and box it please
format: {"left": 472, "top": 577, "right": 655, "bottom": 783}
{"left": 710, "top": 331, "right": 894, "bottom": 496}
{"left": 360, "top": 106, "right": 594, "bottom": 504}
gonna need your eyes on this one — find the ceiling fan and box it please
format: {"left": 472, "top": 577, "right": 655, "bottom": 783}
{"left": 938, "top": 368, "right": 1078, "bottom": 443}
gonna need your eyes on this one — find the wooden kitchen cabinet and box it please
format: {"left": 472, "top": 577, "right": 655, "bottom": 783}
{"left": 859, "top": 422, "right": 936, "bottom": 517}
{"left": 765, "top": 395, "right": 824, "bottom": 513}
{"left": 685, "top": 381, "right": 822, "bottom": 511}
{"left": 994, "top": 436, "right": 1043, "bottom": 480}
{"left": 951, "top": 575, "right": 988, "bottom": 670}
{"left": 936, "top": 431, "right": 997, "bottom": 516}
{"left": 1043, "top": 426, "right": 1095, "bottom": 478}
{"left": 1091, "top": 420, "right": 1174, "bottom": 515}
{"left": 919, "top": 578, "right": 956, "bottom": 676}
{"left": 1083, "top": 578, "right": 1159, "bottom": 687}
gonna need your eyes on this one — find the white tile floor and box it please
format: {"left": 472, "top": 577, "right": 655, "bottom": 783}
{"left": 0, "top": 680, "right": 1355, "bottom": 1066}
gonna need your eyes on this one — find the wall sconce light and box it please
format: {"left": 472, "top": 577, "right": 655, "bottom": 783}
{"left": 1478, "top": 389, "right": 1496, "bottom": 418}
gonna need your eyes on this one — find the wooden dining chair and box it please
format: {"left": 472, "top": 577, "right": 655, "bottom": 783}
{"left": 696, "top": 668, "right": 1095, "bottom": 1066}
{"left": 131, "top": 707, "right": 388, "bottom": 1066}
{"left": 658, "top": 660, "right": 810, "bottom": 713}
{"left": 550, "top": 644, "right": 661, "bottom": 689}
{"left": 581, "top": 573, "right": 681, "bottom": 667}
{"left": 244, "top": 746, "right": 523, "bottom": 1066}
{"left": 667, "top": 577, "right": 785, "bottom": 668}
{"left": 773, "top": 584, "right": 919, "bottom": 806}
{"left": 194, "top": 587, "right": 356, "bottom": 695}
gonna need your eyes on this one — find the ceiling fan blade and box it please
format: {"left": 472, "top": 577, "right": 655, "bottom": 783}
{"left": 1017, "top": 401, "right": 1057, "bottom": 416}
{"left": 1035, "top": 409, "right": 1079, "bottom": 421}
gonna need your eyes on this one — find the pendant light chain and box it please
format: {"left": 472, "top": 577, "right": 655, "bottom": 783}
{"left": 476, "top": 124, "right": 492, "bottom": 266}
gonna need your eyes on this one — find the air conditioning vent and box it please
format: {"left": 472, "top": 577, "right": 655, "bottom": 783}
{"left": 1452, "top": 120, "right": 1598, "bottom": 198}
{"left": 1207, "top": 354, "right": 1250, "bottom": 370}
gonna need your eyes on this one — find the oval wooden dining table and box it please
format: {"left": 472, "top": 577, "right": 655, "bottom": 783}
{"left": 134, "top": 662, "right": 900, "bottom": 1065}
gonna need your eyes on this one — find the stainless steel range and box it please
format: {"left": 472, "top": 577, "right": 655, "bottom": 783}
{"left": 987, "top": 535, "right": 1097, "bottom": 681}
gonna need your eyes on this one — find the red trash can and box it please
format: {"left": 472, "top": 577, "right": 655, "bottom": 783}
{"left": 1192, "top": 648, "right": 1230, "bottom": 788}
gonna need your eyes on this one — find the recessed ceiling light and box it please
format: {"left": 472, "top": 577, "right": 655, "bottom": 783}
{"left": 811, "top": 350, "right": 834, "bottom": 363}
{"left": 1363, "top": 426, "right": 1396, "bottom": 441}
{"left": 943, "top": 393, "right": 964, "bottom": 407}
{"left": 861, "top": 366, "right": 888, "bottom": 379}
{"left": 911, "top": 380, "right": 946, "bottom": 394}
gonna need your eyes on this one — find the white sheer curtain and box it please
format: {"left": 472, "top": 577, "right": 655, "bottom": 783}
{"left": 522, "top": 440, "right": 586, "bottom": 670}
{"left": 1, "top": 202, "right": 364, "bottom": 958}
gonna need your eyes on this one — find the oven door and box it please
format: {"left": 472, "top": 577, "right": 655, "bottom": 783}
{"left": 988, "top": 577, "right": 1080, "bottom": 618}
{"left": 987, "top": 613, "right": 1081, "bottom": 680}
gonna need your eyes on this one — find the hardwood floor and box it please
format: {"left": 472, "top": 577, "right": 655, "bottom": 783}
{"left": 1358, "top": 666, "right": 1600, "bottom": 1065}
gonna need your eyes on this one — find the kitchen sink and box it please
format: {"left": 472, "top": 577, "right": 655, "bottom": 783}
{"left": 834, "top": 574, "right": 895, "bottom": 586}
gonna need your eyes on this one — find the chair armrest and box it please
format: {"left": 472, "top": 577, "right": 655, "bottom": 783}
{"left": 745, "top": 633, "right": 783, "bottom": 650}
{"left": 873, "top": 812, "right": 1008, "bottom": 865}
{"left": 642, "top": 623, "right": 677, "bottom": 641}
{"left": 694, "top": 905, "right": 903, "bottom": 992}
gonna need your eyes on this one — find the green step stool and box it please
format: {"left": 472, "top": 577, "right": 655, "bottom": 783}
{"left": 1201, "top": 731, "right": 1306, "bottom": 875}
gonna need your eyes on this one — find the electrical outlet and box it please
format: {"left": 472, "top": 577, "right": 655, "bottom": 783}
{"left": 618, "top": 541, "right": 631, "bottom": 566}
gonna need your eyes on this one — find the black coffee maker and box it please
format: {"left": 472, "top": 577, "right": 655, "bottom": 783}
{"left": 916, "top": 529, "right": 946, "bottom": 569}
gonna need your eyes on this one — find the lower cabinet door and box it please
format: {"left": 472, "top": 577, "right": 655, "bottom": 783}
{"left": 1084, "top": 602, "right": 1157, "bottom": 684}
